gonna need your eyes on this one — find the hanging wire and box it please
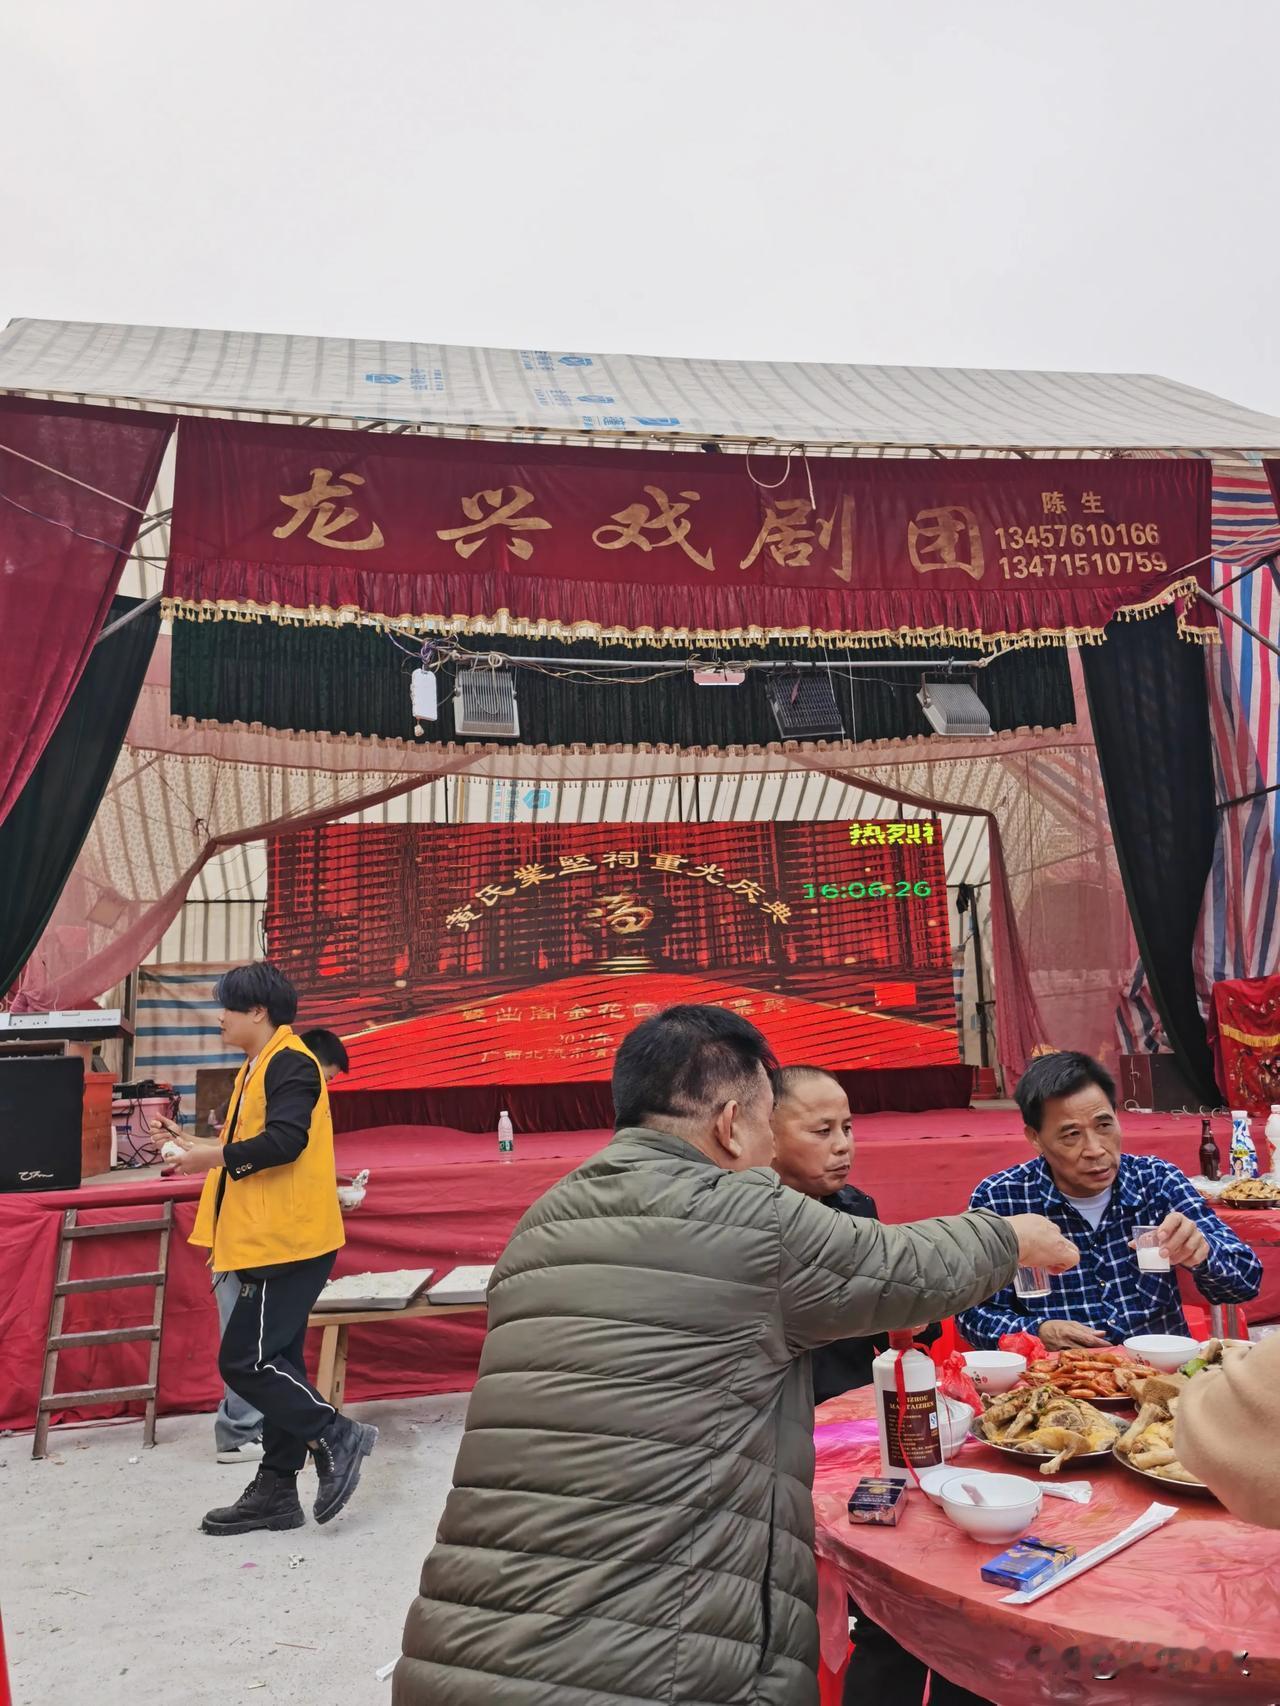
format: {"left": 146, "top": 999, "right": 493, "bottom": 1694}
{"left": 0, "top": 440, "right": 150, "bottom": 512}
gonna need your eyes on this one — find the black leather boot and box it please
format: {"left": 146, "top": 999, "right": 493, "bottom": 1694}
{"left": 201, "top": 1468, "right": 306, "bottom": 1535}
{"left": 311, "top": 1415, "right": 378, "bottom": 1524}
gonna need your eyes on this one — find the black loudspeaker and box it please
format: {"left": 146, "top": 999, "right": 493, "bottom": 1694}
{"left": 0, "top": 1056, "right": 84, "bottom": 1192}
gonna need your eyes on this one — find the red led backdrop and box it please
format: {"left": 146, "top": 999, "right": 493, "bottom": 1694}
{"left": 264, "top": 819, "right": 958, "bottom": 1087}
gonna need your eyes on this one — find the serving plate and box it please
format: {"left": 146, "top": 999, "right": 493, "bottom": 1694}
{"left": 1016, "top": 1383, "right": 1135, "bottom": 1409}
{"left": 1111, "top": 1444, "right": 1215, "bottom": 1496}
{"left": 968, "top": 1421, "right": 1118, "bottom": 1467}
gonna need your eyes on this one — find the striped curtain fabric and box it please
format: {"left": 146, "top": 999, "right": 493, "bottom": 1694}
{"left": 134, "top": 966, "right": 240, "bottom": 1115}
{"left": 1195, "top": 466, "right": 1280, "bottom": 998}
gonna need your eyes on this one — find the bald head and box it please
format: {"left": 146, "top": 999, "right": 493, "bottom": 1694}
{"left": 770, "top": 1066, "right": 854, "bottom": 1199}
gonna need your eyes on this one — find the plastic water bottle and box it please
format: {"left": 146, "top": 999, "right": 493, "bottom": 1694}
{"left": 1230, "top": 1110, "right": 1259, "bottom": 1179}
{"left": 497, "top": 1109, "right": 515, "bottom": 1163}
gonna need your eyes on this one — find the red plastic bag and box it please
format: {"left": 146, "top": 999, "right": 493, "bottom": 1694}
{"left": 935, "top": 1349, "right": 983, "bottom": 1416}
{"left": 998, "top": 1330, "right": 1048, "bottom": 1364}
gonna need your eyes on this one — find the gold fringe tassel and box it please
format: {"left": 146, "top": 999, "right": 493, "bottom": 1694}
{"left": 161, "top": 575, "right": 1218, "bottom": 652}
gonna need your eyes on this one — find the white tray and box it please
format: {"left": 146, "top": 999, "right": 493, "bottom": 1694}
{"left": 313, "top": 1268, "right": 435, "bottom": 1311}
{"left": 428, "top": 1264, "right": 493, "bottom": 1305}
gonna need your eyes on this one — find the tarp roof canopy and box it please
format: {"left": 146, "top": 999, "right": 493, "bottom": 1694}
{"left": 3, "top": 316, "right": 1280, "bottom": 456}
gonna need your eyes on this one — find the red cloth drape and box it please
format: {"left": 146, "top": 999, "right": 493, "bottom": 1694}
{"left": 0, "top": 398, "right": 171, "bottom": 827}
{"left": 1207, "top": 975, "right": 1280, "bottom": 1110}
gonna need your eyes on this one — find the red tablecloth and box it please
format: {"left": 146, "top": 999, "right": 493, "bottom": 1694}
{"left": 813, "top": 1391, "right": 1280, "bottom": 1705}
{"left": 0, "top": 1136, "right": 602, "bottom": 1433}
{"left": 0, "top": 1110, "right": 1261, "bottom": 1434}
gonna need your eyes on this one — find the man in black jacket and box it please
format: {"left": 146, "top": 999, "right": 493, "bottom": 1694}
{"left": 771, "top": 1066, "right": 989, "bottom": 1706}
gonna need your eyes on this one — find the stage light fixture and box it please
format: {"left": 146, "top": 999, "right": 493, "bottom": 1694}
{"left": 765, "top": 672, "right": 846, "bottom": 740}
{"left": 455, "top": 665, "right": 521, "bottom": 739}
{"left": 917, "top": 679, "right": 993, "bottom": 738}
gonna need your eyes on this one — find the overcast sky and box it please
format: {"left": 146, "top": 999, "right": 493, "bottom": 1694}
{"left": 6, "top": 0, "right": 1280, "bottom": 414}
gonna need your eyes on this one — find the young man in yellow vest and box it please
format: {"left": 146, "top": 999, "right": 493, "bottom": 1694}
{"left": 170, "top": 963, "right": 376, "bottom": 1535}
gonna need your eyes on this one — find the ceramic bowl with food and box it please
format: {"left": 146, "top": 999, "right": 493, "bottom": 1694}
{"left": 1121, "top": 1334, "right": 1199, "bottom": 1373}
{"left": 939, "top": 1472, "right": 1043, "bottom": 1542}
{"left": 962, "top": 1350, "right": 1027, "bottom": 1394}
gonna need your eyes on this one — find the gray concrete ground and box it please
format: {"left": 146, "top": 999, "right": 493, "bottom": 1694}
{"left": 1, "top": 1394, "right": 468, "bottom": 1706}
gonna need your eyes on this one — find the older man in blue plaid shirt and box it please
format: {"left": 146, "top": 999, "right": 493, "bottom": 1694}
{"left": 959, "top": 1051, "right": 1261, "bottom": 1352}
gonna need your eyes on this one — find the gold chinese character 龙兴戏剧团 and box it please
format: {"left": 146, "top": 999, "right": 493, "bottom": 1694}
{"left": 907, "top": 506, "right": 984, "bottom": 581}
{"left": 437, "top": 486, "right": 551, "bottom": 560}
{"left": 592, "top": 486, "right": 715, "bottom": 573}
{"left": 274, "top": 469, "right": 385, "bottom": 551}
{"left": 739, "top": 495, "right": 854, "bottom": 583}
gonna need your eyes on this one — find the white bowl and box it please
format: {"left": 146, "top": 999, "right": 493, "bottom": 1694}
{"left": 939, "top": 1472, "right": 1043, "bottom": 1542}
{"left": 1122, "top": 1334, "right": 1199, "bottom": 1373}
{"left": 962, "top": 1350, "right": 1027, "bottom": 1394}
{"left": 917, "top": 1464, "right": 962, "bottom": 1505}
{"left": 939, "top": 1395, "right": 977, "bottom": 1454}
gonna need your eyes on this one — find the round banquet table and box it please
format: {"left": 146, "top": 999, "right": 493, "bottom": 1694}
{"left": 811, "top": 1391, "right": 1280, "bottom": 1706}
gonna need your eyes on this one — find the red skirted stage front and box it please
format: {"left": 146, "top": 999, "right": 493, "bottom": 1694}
{"left": 1, "top": 1109, "right": 1271, "bottom": 1436}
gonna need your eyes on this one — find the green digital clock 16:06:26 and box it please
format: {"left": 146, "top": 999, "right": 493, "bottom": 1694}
{"left": 800, "top": 881, "right": 932, "bottom": 901}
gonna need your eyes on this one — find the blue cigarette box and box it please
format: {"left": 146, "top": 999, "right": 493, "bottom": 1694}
{"left": 979, "top": 1537, "right": 1076, "bottom": 1590}
{"left": 847, "top": 1477, "right": 907, "bottom": 1525}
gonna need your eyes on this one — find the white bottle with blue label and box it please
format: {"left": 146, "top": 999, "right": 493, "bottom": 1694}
{"left": 1230, "top": 1110, "right": 1259, "bottom": 1179}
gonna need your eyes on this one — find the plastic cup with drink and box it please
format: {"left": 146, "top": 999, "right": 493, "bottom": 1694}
{"left": 1133, "top": 1224, "right": 1170, "bottom": 1273}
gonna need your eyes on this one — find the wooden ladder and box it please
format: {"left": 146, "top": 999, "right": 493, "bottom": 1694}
{"left": 32, "top": 1201, "right": 175, "bottom": 1460}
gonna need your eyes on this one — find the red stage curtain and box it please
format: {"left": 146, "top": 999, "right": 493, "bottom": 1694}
{"left": 330, "top": 1064, "right": 976, "bottom": 1134}
{"left": 0, "top": 399, "right": 171, "bottom": 827}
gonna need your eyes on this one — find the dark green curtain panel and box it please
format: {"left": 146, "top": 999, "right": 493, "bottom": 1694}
{"left": 171, "top": 621, "right": 1075, "bottom": 747}
{"left": 1082, "top": 610, "right": 1218, "bottom": 1102}
{"left": 0, "top": 596, "right": 160, "bottom": 997}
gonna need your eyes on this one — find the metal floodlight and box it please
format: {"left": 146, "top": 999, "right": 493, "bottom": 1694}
{"left": 455, "top": 666, "right": 521, "bottom": 739}
{"left": 917, "top": 679, "right": 993, "bottom": 738}
{"left": 765, "top": 672, "right": 845, "bottom": 740}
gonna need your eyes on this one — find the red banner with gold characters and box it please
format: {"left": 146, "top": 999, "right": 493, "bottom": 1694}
{"left": 166, "top": 419, "right": 1213, "bottom": 648}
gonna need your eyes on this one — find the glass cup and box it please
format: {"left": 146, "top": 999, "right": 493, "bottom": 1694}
{"left": 1134, "top": 1225, "right": 1170, "bottom": 1273}
{"left": 1014, "top": 1266, "right": 1051, "bottom": 1299}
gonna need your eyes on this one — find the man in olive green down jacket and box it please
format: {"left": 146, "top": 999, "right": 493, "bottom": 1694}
{"left": 395, "top": 1006, "right": 1077, "bottom": 1706}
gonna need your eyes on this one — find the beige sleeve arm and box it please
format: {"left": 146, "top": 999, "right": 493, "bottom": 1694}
{"left": 1175, "top": 1334, "right": 1280, "bottom": 1527}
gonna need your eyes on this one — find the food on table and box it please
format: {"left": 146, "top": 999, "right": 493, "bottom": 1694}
{"left": 1215, "top": 1176, "right": 1280, "bottom": 1208}
{"left": 1015, "top": 1347, "right": 1157, "bottom": 1401}
{"left": 1112, "top": 1341, "right": 1230, "bottom": 1487}
{"left": 975, "top": 1385, "right": 1123, "bottom": 1474}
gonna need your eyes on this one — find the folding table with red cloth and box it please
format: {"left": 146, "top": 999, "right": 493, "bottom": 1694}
{"left": 1207, "top": 975, "right": 1280, "bottom": 1112}
{"left": 812, "top": 1388, "right": 1280, "bottom": 1704}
